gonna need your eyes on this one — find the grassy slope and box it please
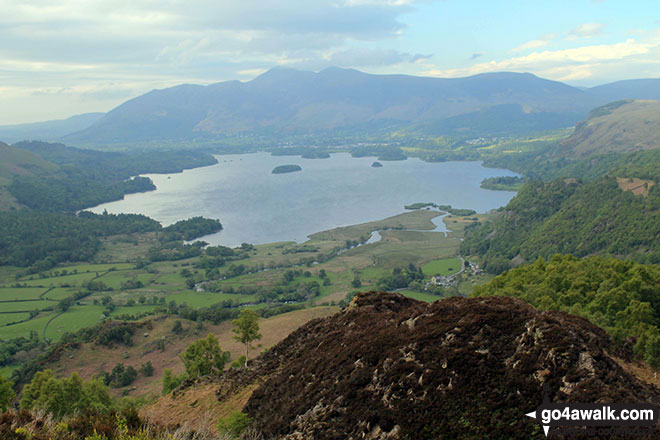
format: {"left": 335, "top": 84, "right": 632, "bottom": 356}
{"left": 0, "top": 142, "right": 58, "bottom": 210}
{"left": 562, "top": 100, "right": 660, "bottom": 157}
{"left": 43, "top": 307, "right": 338, "bottom": 399}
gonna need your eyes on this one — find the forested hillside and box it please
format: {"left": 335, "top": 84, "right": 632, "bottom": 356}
{"left": 0, "top": 141, "right": 222, "bottom": 272}
{"left": 0, "top": 211, "right": 160, "bottom": 268}
{"left": 474, "top": 255, "right": 660, "bottom": 366}
{"left": 461, "top": 176, "right": 660, "bottom": 272}
{"left": 6, "top": 141, "right": 217, "bottom": 211}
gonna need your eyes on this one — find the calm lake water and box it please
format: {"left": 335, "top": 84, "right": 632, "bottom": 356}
{"left": 89, "top": 152, "right": 518, "bottom": 247}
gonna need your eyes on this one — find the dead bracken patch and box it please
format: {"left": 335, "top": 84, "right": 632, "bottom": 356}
{"left": 211, "top": 291, "right": 660, "bottom": 439}
{"left": 617, "top": 177, "right": 655, "bottom": 197}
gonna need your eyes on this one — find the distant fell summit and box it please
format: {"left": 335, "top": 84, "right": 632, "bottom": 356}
{"left": 66, "top": 67, "right": 604, "bottom": 145}
{"left": 5, "top": 68, "right": 660, "bottom": 147}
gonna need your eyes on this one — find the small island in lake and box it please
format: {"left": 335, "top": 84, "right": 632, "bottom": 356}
{"left": 272, "top": 164, "right": 302, "bottom": 174}
{"left": 371, "top": 161, "right": 383, "bottom": 168}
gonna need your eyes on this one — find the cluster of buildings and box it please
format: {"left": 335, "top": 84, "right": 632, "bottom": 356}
{"left": 427, "top": 260, "right": 482, "bottom": 288}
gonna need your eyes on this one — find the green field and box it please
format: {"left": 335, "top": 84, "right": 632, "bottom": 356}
{"left": 0, "top": 287, "right": 47, "bottom": 301}
{"left": 167, "top": 291, "right": 257, "bottom": 308}
{"left": 0, "top": 313, "right": 31, "bottom": 327}
{"left": 43, "top": 287, "right": 80, "bottom": 300}
{"left": 57, "top": 263, "right": 136, "bottom": 273}
{"left": 398, "top": 290, "right": 443, "bottom": 303}
{"left": 20, "top": 272, "right": 99, "bottom": 287}
{"left": 44, "top": 306, "right": 107, "bottom": 340}
{"left": 0, "top": 300, "right": 54, "bottom": 313}
{"left": 422, "top": 257, "right": 463, "bottom": 276}
{"left": 111, "top": 305, "right": 160, "bottom": 317}
{"left": 96, "top": 271, "right": 156, "bottom": 290}
{"left": 0, "top": 314, "right": 53, "bottom": 340}
{"left": 0, "top": 210, "right": 479, "bottom": 341}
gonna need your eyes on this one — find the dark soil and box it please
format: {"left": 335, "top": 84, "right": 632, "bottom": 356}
{"left": 220, "top": 292, "right": 660, "bottom": 439}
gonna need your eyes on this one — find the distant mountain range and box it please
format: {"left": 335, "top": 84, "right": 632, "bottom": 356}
{"left": 2, "top": 68, "right": 660, "bottom": 146}
{"left": 0, "top": 113, "right": 104, "bottom": 145}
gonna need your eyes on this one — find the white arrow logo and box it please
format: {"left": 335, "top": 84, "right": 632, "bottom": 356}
{"left": 526, "top": 411, "right": 550, "bottom": 437}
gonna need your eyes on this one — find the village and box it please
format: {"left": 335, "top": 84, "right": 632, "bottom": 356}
{"left": 426, "top": 258, "right": 482, "bottom": 289}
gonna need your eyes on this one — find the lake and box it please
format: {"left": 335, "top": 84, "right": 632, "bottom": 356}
{"left": 89, "top": 152, "right": 518, "bottom": 247}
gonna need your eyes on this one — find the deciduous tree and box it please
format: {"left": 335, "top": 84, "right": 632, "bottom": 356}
{"left": 232, "top": 310, "right": 262, "bottom": 368}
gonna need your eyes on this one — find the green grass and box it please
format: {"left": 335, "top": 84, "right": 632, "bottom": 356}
{"left": 422, "top": 257, "right": 462, "bottom": 276}
{"left": 357, "top": 267, "right": 389, "bottom": 281}
{"left": 0, "top": 287, "right": 48, "bottom": 301}
{"left": 43, "top": 306, "right": 107, "bottom": 341}
{"left": 20, "top": 272, "right": 99, "bottom": 287}
{"left": 0, "top": 364, "right": 21, "bottom": 379}
{"left": 153, "top": 272, "right": 186, "bottom": 285}
{"left": 0, "top": 266, "right": 25, "bottom": 285}
{"left": 57, "top": 263, "right": 136, "bottom": 273}
{"left": 0, "top": 314, "right": 53, "bottom": 340}
{"left": 0, "top": 313, "right": 31, "bottom": 327}
{"left": 111, "top": 305, "right": 158, "bottom": 317}
{"left": 43, "top": 287, "right": 79, "bottom": 300}
{"left": 167, "top": 291, "right": 257, "bottom": 308}
{"left": 308, "top": 210, "right": 441, "bottom": 242}
{"left": 364, "top": 230, "right": 461, "bottom": 268}
{"left": 95, "top": 271, "right": 156, "bottom": 290}
{"left": 398, "top": 290, "right": 443, "bottom": 303}
{"left": 0, "top": 300, "right": 54, "bottom": 313}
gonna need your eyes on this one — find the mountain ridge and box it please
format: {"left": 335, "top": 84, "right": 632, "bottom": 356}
{"left": 66, "top": 67, "right": 607, "bottom": 145}
{"left": 0, "top": 113, "right": 104, "bottom": 144}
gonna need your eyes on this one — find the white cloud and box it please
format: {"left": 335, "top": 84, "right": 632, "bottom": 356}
{"left": 568, "top": 22, "right": 606, "bottom": 39}
{"left": 422, "top": 38, "right": 657, "bottom": 82}
{"left": 326, "top": 48, "right": 431, "bottom": 67}
{"left": 0, "top": 0, "right": 433, "bottom": 123}
{"left": 512, "top": 33, "right": 556, "bottom": 52}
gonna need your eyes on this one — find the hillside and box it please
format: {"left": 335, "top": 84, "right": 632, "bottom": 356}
{"left": 66, "top": 68, "right": 603, "bottom": 145}
{"left": 0, "top": 142, "right": 58, "bottom": 182}
{"left": 588, "top": 79, "right": 660, "bottom": 103}
{"left": 35, "top": 307, "right": 337, "bottom": 400}
{"left": 561, "top": 100, "right": 660, "bottom": 157}
{"left": 474, "top": 255, "right": 660, "bottom": 364}
{"left": 461, "top": 176, "right": 660, "bottom": 272}
{"left": 0, "top": 113, "right": 104, "bottom": 144}
{"left": 0, "top": 142, "right": 58, "bottom": 210}
{"left": 146, "top": 292, "right": 660, "bottom": 439}
{"left": 3, "top": 141, "right": 218, "bottom": 212}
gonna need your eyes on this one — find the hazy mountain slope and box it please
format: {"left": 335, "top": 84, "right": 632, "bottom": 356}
{"left": 0, "top": 113, "right": 104, "bottom": 144}
{"left": 67, "top": 68, "right": 604, "bottom": 144}
{"left": 414, "top": 103, "right": 583, "bottom": 136}
{"left": 560, "top": 100, "right": 660, "bottom": 157}
{"left": 0, "top": 142, "right": 58, "bottom": 182}
{"left": 588, "top": 78, "right": 660, "bottom": 102}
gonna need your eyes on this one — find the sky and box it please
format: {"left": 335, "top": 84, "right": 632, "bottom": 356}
{"left": 1, "top": 0, "right": 659, "bottom": 125}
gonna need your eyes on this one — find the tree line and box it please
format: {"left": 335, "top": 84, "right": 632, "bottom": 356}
{"left": 474, "top": 254, "right": 660, "bottom": 368}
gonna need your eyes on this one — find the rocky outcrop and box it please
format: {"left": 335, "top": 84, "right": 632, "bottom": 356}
{"left": 219, "top": 292, "right": 659, "bottom": 439}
